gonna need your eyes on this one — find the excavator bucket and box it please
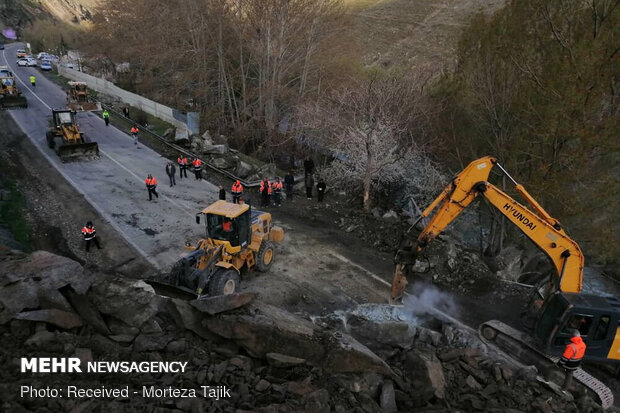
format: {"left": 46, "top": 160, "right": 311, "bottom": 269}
{"left": 0, "top": 94, "right": 28, "bottom": 109}
{"left": 56, "top": 142, "right": 100, "bottom": 161}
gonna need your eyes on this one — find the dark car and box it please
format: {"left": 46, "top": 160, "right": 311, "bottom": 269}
{"left": 0, "top": 44, "right": 4, "bottom": 50}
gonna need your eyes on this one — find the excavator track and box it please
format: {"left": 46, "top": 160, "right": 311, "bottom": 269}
{"left": 479, "top": 320, "right": 614, "bottom": 409}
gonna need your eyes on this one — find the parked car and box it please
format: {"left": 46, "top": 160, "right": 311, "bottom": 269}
{"left": 40, "top": 60, "right": 53, "bottom": 71}
{"left": 16, "top": 49, "right": 26, "bottom": 58}
{"left": 0, "top": 44, "right": 5, "bottom": 50}
{"left": 37, "top": 52, "right": 49, "bottom": 60}
{"left": 16, "top": 58, "right": 37, "bottom": 67}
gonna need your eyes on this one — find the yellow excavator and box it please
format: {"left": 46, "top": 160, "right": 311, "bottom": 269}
{"left": 46, "top": 109, "right": 99, "bottom": 161}
{"left": 391, "top": 156, "right": 618, "bottom": 408}
{"left": 0, "top": 66, "right": 27, "bottom": 109}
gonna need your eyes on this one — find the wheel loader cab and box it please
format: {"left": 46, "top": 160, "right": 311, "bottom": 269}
{"left": 201, "top": 200, "right": 251, "bottom": 250}
{"left": 54, "top": 110, "right": 75, "bottom": 128}
{"left": 535, "top": 292, "right": 620, "bottom": 363}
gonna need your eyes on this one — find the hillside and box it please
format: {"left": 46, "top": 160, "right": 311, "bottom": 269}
{"left": 0, "top": 0, "right": 100, "bottom": 33}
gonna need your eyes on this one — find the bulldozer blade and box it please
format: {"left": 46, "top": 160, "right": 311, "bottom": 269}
{"left": 67, "top": 102, "right": 102, "bottom": 112}
{"left": 190, "top": 292, "right": 258, "bottom": 315}
{"left": 389, "top": 263, "right": 408, "bottom": 305}
{"left": 56, "top": 142, "right": 100, "bottom": 161}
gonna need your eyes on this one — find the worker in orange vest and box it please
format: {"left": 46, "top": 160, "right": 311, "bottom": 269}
{"left": 177, "top": 156, "right": 188, "bottom": 179}
{"left": 272, "top": 177, "right": 283, "bottom": 207}
{"left": 192, "top": 158, "right": 203, "bottom": 180}
{"left": 222, "top": 218, "right": 233, "bottom": 232}
{"left": 130, "top": 126, "right": 139, "bottom": 145}
{"left": 231, "top": 180, "right": 244, "bottom": 204}
{"left": 259, "top": 177, "right": 272, "bottom": 207}
{"left": 145, "top": 174, "right": 159, "bottom": 201}
{"left": 558, "top": 329, "right": 586, "bottom": 390}
{"left": 81, "top": 221, "right": 101, "bottom": 251}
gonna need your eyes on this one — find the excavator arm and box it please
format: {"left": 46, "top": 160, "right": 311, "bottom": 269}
{"left": 390, "top": 156, "right": 584, "bottom": 303}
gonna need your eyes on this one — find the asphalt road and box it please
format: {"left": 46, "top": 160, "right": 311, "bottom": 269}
{"left": 2, "top": 43, "right": 219, "bottom": 270}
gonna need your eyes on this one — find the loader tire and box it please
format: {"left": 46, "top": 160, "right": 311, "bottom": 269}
{"left": 208, "top": 268, "right": 240, "bottom": 296}
{"left": 255, "top": 240, "right": 275, "bottom": 272}
{"left": 46, "top": 131, "right": 55, "bottom": 149}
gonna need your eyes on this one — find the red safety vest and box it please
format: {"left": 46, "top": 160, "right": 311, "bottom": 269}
{"left": 177, "top": 157, "right": 187, "bottom": 166}
{"left": 81, "top": 226, "right": 96, "bottom": 240}
{"left": 232, "top": 182, "right": 243, "bottom": 195}
{"left": 260, "top": 181, "right": 272, "bottom": 195}
{"left": 193, "top": 159, "right": 202, "bottom": 168}
{"left": 272, "top": 181, "right": 283, "bottom": 192}
{"left": 130, "top": 127, "right": 139, "bottom": 134}
{"left": 145, "top": 177, "right": 157, "bottom": 186}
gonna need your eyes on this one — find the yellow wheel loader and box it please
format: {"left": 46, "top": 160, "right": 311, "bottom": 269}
{"left": 0, "top": 67, "right": 27, "bottom": 109}
{"left": 46, "top": 109, "right": 99, "bottom": 161}
{"left": 166, "top": 200, "right": 284, "bottom": 297}
{"left": 66, "top": 81, "right": 101, "bottom": 112}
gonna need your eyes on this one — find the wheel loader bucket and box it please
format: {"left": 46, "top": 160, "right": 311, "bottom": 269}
{"left": 0, "top": 95, "right": 28, "bottom": 109}
{"left": 56, "top": 142, "right": 100, "bottom": 161}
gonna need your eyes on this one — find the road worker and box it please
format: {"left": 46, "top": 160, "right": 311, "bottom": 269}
{"left": 145, "top": 174, "right": 159, "bottom": 201}
{"left": 558, "top": 329, "right": 586, "bottom": 391}
{"left": 29, "top": 75, "right": 36, "bottom": 87}
{"left": 231, "top": 180, "right": 243, "bottom": 204}
{"left": 130, "top": 126, "right": 139, "bottom": 145}
{"left": 219, "top": 185, "right": 226, "bottom": 200}
{"left": 284, "top": 171, "right": 295, "bottom": 200}
{"left": 259, "top": 177, "right": 272, "bottom": 207}
{"left": 177, "top": 155, "right": 188, "bottom": 178}
{"left": 102, "top": 109, "right": 110, "bottom": 126}
{"left": 222, "top": 218, "right": 233, "bottom": 232}
{"left": 272, "top": 177, "right": 283, "bottom": 206}
{"left": 165, "top": 162, "right": 176, "bottom": 187}
{"left": 81, "top": 221, "right": 101, "bottom": 251}
{"left": 192, "top": 157, "right": 203, "bottom": 180}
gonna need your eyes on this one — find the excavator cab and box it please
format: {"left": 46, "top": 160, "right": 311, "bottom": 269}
{"left": 535, "top": 292, "right": 620, "bottom": 362}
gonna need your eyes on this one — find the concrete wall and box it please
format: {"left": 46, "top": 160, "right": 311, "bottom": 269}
{"left": 57, "top": 66, "right": 199, "bottom": 137}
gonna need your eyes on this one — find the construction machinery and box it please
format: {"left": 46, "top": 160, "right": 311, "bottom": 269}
{"left": 391, "top": 156, "right": 618, "bottom": 408}
{"left": 66, "top": 81, "right": 101, "bottom": 111}
{"left": 0, "top": 66, "right": 27, "bottom": 109}
{"left": 165, "top": 200, "right": 284, "bottom": 297}
{"left": 46, "top": 109, "right": 99, "bottom": 161}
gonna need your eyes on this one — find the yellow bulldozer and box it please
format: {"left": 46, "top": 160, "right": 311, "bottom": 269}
{"left": 166, "top": 200, "right": 284, "bottom": 297}
{"left": 46, "top": 109, "right": 99, "bottom": 161}
{"left": 0, "top": 66, "right": 27, "bottom": 109}
{"left": 66, "top": 81, "right": 101, "bottom": 111}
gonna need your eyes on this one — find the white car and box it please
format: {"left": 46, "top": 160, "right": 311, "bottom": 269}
{"left": 16, "top": 58, "right": 37, "bottom": 67}
{"left": 37, "top": 52, "right": 49, "bottom": 60}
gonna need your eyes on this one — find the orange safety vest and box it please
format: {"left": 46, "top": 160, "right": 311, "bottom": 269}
{"left": 272, "top": 181, "right": 283, "bottom": 192}
{"left": 193, "top": 159, "right": 202, "bottom": 168}
{"left": 81, "top": 226, "right": 96, "bottom": 240}
{"left": 131, "top": 127, "right": 139, "bottom": 134}
{"left": 260, "top": 181, "right": 272, "bottom": 195}
{"left": 231, "top": 182, "right": 243, "bottom": 195}
{"left": 222, "top": 221, "right": 232, "bottom": 232}
{"left": 145, "top": 177, "right": 157, "bottom": 186}
{"left": 560, "top": 336, "right": 586, "bottom": 370}
{"left": 177, "top": 157, "right": 187, "bottom": 166}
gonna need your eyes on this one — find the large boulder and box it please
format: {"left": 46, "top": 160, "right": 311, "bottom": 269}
{"left": 0, "top": 251, "right": 93, "bottom": 324}
{"left": 88, "top": 278, "right": 164, "bottom": 328}
{"left": 404, "top": 348, "right": 446, "bottom": 401}
{"left": 203, "top": 144, "right": 228, "bottom": 155}
{"left": 235, "top": 160, "right": 254, "bottom": 178}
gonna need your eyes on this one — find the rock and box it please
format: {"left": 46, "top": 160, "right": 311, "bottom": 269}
{"left": 442, "top": 324, "right": 455, "bottom": 344}
{"left": 107, "top": 318, "right": 140, "bottom": 336}
{"left": 133, "top": 334, "right": 173, "bottom": 352}
{"left": 214, "top": 134, "right": 228, "bottom": 145}
{"left": 203, "top": 144, "right": 228, "bottom": 155}
{"left": 404, "top": 349, "right": 446, "bottom": 399}
{"left": 235, "top": 160, "right": 254, "bottom": 178}
{"left": 64, "top": 289, "right": 111, "bottom": 335}
{"left": 88, "top": 279, "right": 163, "bottom": 328}
{"left": 266, "top": 353, "right": 306, "bottom": 368}
{"left": 286, "top": 378, "right": 317, "bottom": 396}
{"left": 344, "top": 310, "right": 415, "bottom": 350}
{"left": 255, "top": 379, "right": 271, "bottom": 392}
{"left": 10, "top": 319, "right": 33, "bottom": 339}
{"left": 345, "top": 225, "right": 359, "bottom": 233}
{"left": 437, "top": 348, "right": 462, "bottom": 363}
{"left": 257, "top": 163, "right": 276, "bottom": 177}
{"left": 163, "top": 128, "right": 174, "bottom": 138}
{"left": 357, "top": 392, "right": 382, "bottom": 413}
{"left": 74, "top": 348, "right": 93, "bottom": 363}
{"left": 332, "top": 372, "right": 382, "bottom": 395}
{"left": 211, "top": 157, "right": 230, "bottom": 169}
{"left": 165, "top": 340, "right": 186, "bottom": 353}
{"left": 305, "top": 389, "right": 330, "bottom": 413}
{"left": 228, "top": 356, "right": 251, "bottom": 371}
{"left": 0, "top": 251, "right": 93, "bottom": 324}
{"left": 201, "top": 130, "right": 213, "bottom": 145}
{"left": 465, "top": 374, "right": 482, "bottom": 390}
{"left": 517, "top": 365, "right": 538, "bottom": 381}
{"left": 13, "top": 309, "right": 82, "bottom": 330}
{"left": 416, "top": 326, "right": 443, "bottom": 346}
{"left": 379, "top": 380, "right": 397, "bottom": 413}
{"left": 25, "top": 330, "right": 55, "bottom": 347}
{"left": 324, "top": 332, "right": 393, "bottom": 376}
{"left": 381, "top": 210, "right": 399, "bottom": 221}
{"left": 108, "top": 334, "right": 135, "bottom": 343}
{"left": 139, "top": 318, "right": 162, "bottom": 334}
{"left": 167, "top": 299, "right": 217, "bottom": 340}
{"left": 190, "top": 292, "right": 257, "bottom": 315}
{"left": 496, "top": 246, "right": 522, "bottom": 282}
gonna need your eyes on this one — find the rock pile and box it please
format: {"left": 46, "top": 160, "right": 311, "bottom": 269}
{"left": 188, "top": 132, "right": 258, "bottom": 179}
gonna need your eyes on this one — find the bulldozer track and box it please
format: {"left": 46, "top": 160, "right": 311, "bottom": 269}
{"left": 479, "top": 320, "right": 614, "bottom": 409}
